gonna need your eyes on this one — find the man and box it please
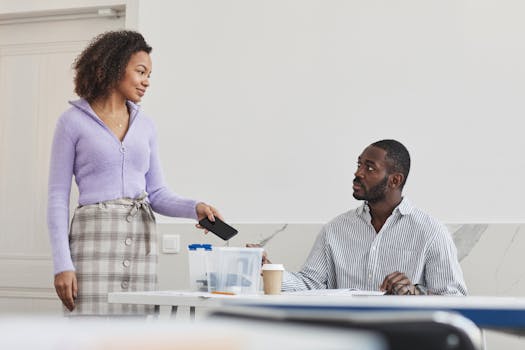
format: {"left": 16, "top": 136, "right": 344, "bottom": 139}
{"left": 267, "top": 139, "right": 466, "bottom": 295}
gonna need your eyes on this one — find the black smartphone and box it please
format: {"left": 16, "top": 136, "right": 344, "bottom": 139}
{"left": 199, "top": 216, "right": 238, "bottom": 241}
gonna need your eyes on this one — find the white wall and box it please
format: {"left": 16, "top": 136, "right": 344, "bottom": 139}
{"left": 2, "top": 1, "right": 525, "bottom": 347}
{"left": 136, "top": 0, "right": 525, "bottom": 224}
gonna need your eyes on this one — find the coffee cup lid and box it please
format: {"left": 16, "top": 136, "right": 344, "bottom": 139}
{"left": 262, "top": 263, "right": 284, "bottom": 271}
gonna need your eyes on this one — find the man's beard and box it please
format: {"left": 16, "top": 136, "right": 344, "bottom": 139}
{"left": 352, "top": 175, "right": 388, "bottom": 203}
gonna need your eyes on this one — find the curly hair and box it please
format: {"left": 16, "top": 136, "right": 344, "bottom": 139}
{"left": 73, "top": 30, "right": 152, "bottom": 102}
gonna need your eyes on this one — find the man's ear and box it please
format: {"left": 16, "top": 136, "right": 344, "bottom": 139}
{"left": 390, "top": 173, "right": 404, "bottom": 189}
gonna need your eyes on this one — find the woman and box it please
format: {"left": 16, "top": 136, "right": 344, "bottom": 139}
{"left": 48, "top": 30, "right": 221, "bottom": 315}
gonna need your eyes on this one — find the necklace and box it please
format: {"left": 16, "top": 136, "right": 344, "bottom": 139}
{"left": 91, "top": 103, "right": 129, "bottom": 129}
{"left": 112, "top": 114, "right": 127, "bottom": 128}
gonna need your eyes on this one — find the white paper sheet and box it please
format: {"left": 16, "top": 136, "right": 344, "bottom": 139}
{"left": 282, "top": 289, "right": 386, "bottom": 296}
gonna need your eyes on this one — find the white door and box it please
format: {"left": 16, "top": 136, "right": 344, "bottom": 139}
{"left": 0, "top": 14, "right": 125, "bottom": 313}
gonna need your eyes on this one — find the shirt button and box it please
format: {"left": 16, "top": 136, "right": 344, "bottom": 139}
{"left": 125, "top": 237, "right": 132, "bottom": 246}
{"left": 120, "top": 146, "right": 126, "bottom": 153}
{"left": 121, "top": 281, "right": 129, "bottom": 289}
{"left": 123, "top": 260, "right": 130, "bottom": 267}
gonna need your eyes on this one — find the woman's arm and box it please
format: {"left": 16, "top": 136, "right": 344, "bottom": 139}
{"left": 47, "top": 116, "right": 75, "bottom": 274}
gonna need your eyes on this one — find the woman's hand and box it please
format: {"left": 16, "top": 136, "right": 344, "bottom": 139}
{"left": 195, "top": 202, "right": 223, "bottom": 233}
{"left": 54, "top": 270, "right": 77, "bottom": 311}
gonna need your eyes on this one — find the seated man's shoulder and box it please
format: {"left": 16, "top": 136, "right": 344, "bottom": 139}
{"left": 408, "top": 204, "right": 450, "bottom": 238}
{"left": 322, "top": 208, "right": 362, "bottom": 232}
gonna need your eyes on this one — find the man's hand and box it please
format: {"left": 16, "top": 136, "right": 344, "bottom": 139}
{"left": 54, "top": 270, "right": 77, "bottom": 311}
{"left": 380, "top": 271, "right": 416, "bottom": 295}
{"left": 246, "top": 243, "right": 271, "bottom": 265}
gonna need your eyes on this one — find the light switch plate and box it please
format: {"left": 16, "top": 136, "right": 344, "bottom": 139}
{"left": 162, "top": 234, "right": 180, "bottom": 254}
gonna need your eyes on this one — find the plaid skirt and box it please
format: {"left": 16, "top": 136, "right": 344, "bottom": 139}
{"left": 68, "top": 193, "right": 158, "bottom": 316}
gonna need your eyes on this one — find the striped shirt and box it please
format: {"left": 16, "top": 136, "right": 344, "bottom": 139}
{"left": 282, "top": 198, "right": 467, "bottom": 295}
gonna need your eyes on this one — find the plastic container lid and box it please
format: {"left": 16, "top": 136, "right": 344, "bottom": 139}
{"left": 262, "top": 263, "right": 285, "bottom": 271}
{"left": 214, "top": 247, "right": 263, "bottom": 252}
{"left": 188, "top": 244, "right": 213, "bottom": 251}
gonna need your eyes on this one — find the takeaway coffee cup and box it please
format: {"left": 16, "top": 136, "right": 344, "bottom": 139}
{"left": 262, "top": 264, "right": 285, "bottom": 295}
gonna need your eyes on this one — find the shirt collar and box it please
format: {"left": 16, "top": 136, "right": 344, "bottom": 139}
{"left": 356, "top": 197, "right": 414, "bottom": 217}
{"left": 69, "top": 98, "right": 141, "bottom": 123}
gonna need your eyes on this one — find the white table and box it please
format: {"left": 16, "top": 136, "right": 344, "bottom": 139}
{"left": 111, "top": 291, "right": 514, "bottom": 349}
{"left": 108, "top": 290, "right": 525, "bottom": 333}
{"left": 108, "top": 290, "right": 258, "bottom": 320}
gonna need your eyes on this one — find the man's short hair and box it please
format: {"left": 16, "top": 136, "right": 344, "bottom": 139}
{"left": 371, "top": 139, "right": 411, "bottom": 188}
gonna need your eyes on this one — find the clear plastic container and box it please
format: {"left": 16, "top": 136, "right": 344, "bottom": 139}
{"left": 207, "top": 247, "right": 263, "bottom": 295}
{"left": 187, "top": 244, "right": 213, "bottom": 292}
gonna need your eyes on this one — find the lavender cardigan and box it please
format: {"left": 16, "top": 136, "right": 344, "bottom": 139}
{"left": 48, "top": 99, "right": 198, "bottom": 274}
